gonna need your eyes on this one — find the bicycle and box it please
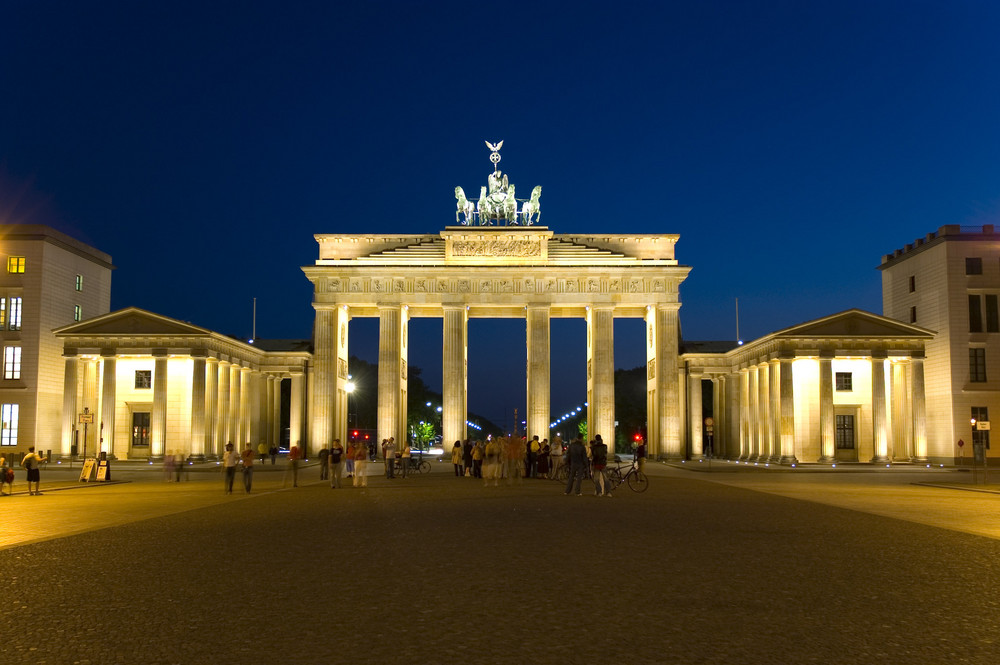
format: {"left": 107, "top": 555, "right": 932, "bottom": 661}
{"left": 394, "top": 453, "right": 432, "bottom": 475}
{"left": 604, "top": 455, "right": 649, "bottom": 493}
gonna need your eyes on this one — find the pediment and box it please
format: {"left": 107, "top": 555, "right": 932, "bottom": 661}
{"left": 775, "top": 309, "right": 933, "bottom": 339}
{"left": 55, "top": 307, "right": 211, "bottom": 337}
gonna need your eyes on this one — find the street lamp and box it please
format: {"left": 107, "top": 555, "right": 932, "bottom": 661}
{"left": 346, "top": 378, "right": 356, "bottom": 430}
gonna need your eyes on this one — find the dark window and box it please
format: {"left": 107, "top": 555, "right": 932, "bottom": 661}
{"left": 972, "top": 406, "right": 990, "bottom": 450}
{"left": 836, "top": 415, "right": 855, "bottom": 449}
{"left": 910, "top": 306, "right": 917, "bottom": 323}
{"left": 970, "top": 295, "right": 983, "bottom": 332}
{"left": 970, "top": 348, "right": 987, "bottom": 382}
{"left": 908, "top": 275, "right": 915, "bottom": 292}
{"left": 987, "top": 295, "right": 999, "bottom": 332}
{"left": 135, "top": 370, "right": 152, "bottom": 389}
{"left": 131, "top": 412, "right": 150, "bottom": 448}
{"left": 967, "top": 257, "right": 983, "bottom": 274}
{"left": 835, "top": 372, "right": 852, "bottom": 391}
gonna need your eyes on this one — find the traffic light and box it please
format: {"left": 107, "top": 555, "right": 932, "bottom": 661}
{"left": 634, "top": 433, "right": 643, "bottom": 442}
{"left": 352, "top": 430, "right": 359, "bottom": 440}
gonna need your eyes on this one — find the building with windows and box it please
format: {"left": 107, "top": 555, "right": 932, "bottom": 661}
{"left": 880, "top": 224, "right": 1000, "bottom": 465}
{"left": 0, "top": 225, "right": 112, "bottom": 455}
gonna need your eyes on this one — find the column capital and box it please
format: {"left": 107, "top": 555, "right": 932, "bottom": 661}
{"left": 871, "top": 349, "right": 888, "bottom": 360}
{"left": 909, "top": 350, "right": 925, "bottom": 360}
{"left": 152, "top": 348, "right": 169, "bottom": 358}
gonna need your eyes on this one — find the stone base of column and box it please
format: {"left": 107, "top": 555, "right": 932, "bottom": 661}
{"left": 188, "top": 454, "right": 206, "bottom": 463}
{"left": 817, "top": 455, "right": 836, "bottom": 464}
{"left": 149, "top": 455, "right": 165, "bottom": 463}
{"left": 911, "top": 456, "right": 928, "bottom": 463}
{"left": 870, "top": 455, "right": 890, "bottom": 464}
{"left": 779, "top": 455, "right": 799, "bottom": 465}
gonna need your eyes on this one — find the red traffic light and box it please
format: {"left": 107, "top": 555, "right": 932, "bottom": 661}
{"left": 353, "top": 430, "right": 359, "bottom": 438}
{"left": 634, "top": 434, "right": 643, "bottom": 441}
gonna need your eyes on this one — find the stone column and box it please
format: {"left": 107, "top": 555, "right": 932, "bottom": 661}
{"left": 747, "top": 365, "right": 758, "bottom": 460}
{"left": 290, "top": 372, "right": 305, "bottom": 450}
{"left": 61, "top": 353, "right": 79, "bottom": 457}
{"left": 654, "top": 305, "right": 681, "bottom": 458}
{"left": 205, "top": 358, "right": 219, "bottom": 458}
{"left": 587, "top": 306, "right": 615, "bottom": 453}
{"left": 711, "top": 376, "right": 721, "bottom": 458}
{"left": 757, "top": 363, "right": 769, "bottom": 461}
{"left": 312, "top": 307, "right": 335, "bottom": 452}
{"left": 739, "top": 368, "right": 750, "bottom": 460}
{"left": 779, "top": 353, "right": 798, "bottom": 464}
{"left": 870, "top": 351, "right": 889, "bottom": 463}
{"left": 248, "top": 370, "right": 261, "bottom": 450}
{"left": 526, "top": 305, "right": 550, "bottom": 445}
{"left": 100, "top": 352, "right": 116, "bottom": 457}
{"left": 377, "top": 306, "right": 408, "bottom": 446}
{"left": 229, "top": 363, "right": 241, "bottom": 448}
{"left": 218, "top": 361, "right": 231, "bottom": 448}
{"left": 890, "top": 360, "right": 910, "bottom": 461}
{"left": 82, "top": 359, "right": 98, "bottom": 454}
{"left": 768, "top": 360, "right": 781, "bottom": 462}
{"left": 189, "top": 352, "right": 207, "bottom": 462}
{"left": 265, "top": 375, "right": 275, "bottom": 448}
{"left": 688, "top": 370, "right": 703, "bottom": 458}
{"left": 442, "top": 306, "right": 468, "bottom": 448}
{"left": 911, "top": 353, "right": 927, "bottom": 461}
{"left": 240, "top": 366, "right": 252, "bottom": 448}
{"left": 818, "top": 351, "right": 835, "bottom": 463}
{"left": 151, "top": 350, "right": 168, "bottom": 460}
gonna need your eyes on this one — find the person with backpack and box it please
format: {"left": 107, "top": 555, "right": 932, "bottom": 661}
{"left": 21, "top": 446, "right": 48, "bottom": 496}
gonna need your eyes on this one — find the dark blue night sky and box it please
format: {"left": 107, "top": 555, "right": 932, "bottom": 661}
{"left": 3, "top": 1, "right": 1000, "bottom": 425}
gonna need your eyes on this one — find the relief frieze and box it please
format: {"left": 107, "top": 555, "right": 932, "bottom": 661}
{"left": 452, "top": 239, "right": 542, "bottom": 257}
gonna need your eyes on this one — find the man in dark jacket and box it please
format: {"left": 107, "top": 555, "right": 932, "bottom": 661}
{"left": 563, "top": 437, "right": 588, "bottom": 496}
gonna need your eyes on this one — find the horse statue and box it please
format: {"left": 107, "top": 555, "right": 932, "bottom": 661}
{"left": 478, "top": 170, "right": 519, "bottom": 224}
{"left": 454, "top": 186, "right": 475, "bottom": 225}
{"left": 520, "top": 185, "right": 542, "bottom": 225}
{"left": 476, "top": 186, "right": 493, "bottom": 225}
{"left": 503, "top": 183, "right": 518, "bottom": 223}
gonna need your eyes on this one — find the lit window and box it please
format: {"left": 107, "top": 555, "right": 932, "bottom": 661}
{"left": 75, "top": 275, "right": 83, "bottom": 291}
{"left": 135, "top": 370, "right": 152, "bottom": 389}
{"left": 0, "top": 404, "right": 19, "bottom": 446}
{"left": 6, "top": 257, "right": 25, "bottom": 274}
{"left": 835, "top": 372, "right": 853, "bottom": 391}
{"left": 970, "top": 348, "right": 987, "bottom": 383}
{"left": 0, "top": 298, "right": 5, "bottom": 329}
{"left": 972, "top": 406, "right": 990, "bottom": 450}
{"left": 74, "top": 305, "right": 82, "bottom": 322}
{"left": 967, "top": 257, "right": 983, "bottom": 275}
{"left": 3, "top": 346, "right": 21, "bottom": 380}
{"left": 7, "top": 297, "right": 21, "bottom": 331}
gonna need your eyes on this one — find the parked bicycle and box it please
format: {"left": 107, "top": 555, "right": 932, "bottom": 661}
{"left": 604, "top": 455, "right": 649, "bottom": 493}
{"left": 394, "top": 453, "right": 432, "bottom": 475}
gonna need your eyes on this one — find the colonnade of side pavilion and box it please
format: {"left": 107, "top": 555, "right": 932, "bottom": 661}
{"left": 303, "top": 227, "right": 691, "bottom": 457}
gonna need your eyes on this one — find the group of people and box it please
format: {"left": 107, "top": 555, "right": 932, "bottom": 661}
{"left": 448, "top": 435, "right": 567, "bottom": 486}
{"left": 0, "top": 447, "right": 49, "bottom": 496}
{"left": 315, "top": 439, "right": 370, "bottom": 489}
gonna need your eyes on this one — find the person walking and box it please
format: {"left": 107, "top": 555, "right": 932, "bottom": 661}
{"left": 329, "top": 439, "right": 345, "bottom": 488}
{"left": 269, "top": 445, "right": 278, "bottom": 465}
{"left": 451, "top": 441, "right": 463, "bottom": 476}
{"left": 21, "top": 446, "right": 48, "bottom": 496}
{"left": 484, "top": 437, "right": 499, "bottom": 486}
{"left": 240, "top": 443, "right": 255, "bottom": 493}
{"left": 563, "top": 437, "right": 588, "bottom": 496}
{"left": 1, "top": 454, "right": 15, "bottom": 495}
{"left": 345, "top": 442, "right": 356, "bottom": 478}
{"left": 353, "top": 440, "right": 368, "bottom": 488}
{"left": 591, "top": 435, "right": 609, "bottom": 497}
{"left": 222, "top": 442, "right": 239, "bottom": 494}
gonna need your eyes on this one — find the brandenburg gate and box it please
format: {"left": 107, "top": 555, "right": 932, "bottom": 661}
{"left": 303, "top": 143, "right": 691, "bottom": 456}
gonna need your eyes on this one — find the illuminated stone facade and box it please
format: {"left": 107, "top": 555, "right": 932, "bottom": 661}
{"left": 55, "top": 308, "right": 309, "bottom": 460}
{"left": 303, "top": 227, "right": 691, "bottom": 457}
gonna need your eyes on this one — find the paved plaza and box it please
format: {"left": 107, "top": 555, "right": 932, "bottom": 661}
{"left": 1, "top": 460, "right": 999, "bottom": 664}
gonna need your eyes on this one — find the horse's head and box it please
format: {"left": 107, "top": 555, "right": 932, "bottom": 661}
{"left": 531, "top": 185, "right": 542, "bottom": 201}
{"left": 455, "top": 186, "right": 465, "bottom": 200}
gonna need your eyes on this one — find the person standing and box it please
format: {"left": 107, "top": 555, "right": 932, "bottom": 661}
{"left": 222, "top": 442, "right": 239, "bottom": 494}
{"left": 591, "top": 435, "right": 609, "bottom": 497}
{"left": 399, "top": 441, "right": 411, "bottom": 479}
{"left": 635, "top": 437, "right": 646, "bottom": 474}
{"left": 549, "top": 436, "right": 564, "bottom": 480}
{"left": 20, "top": 446, "right": 48, "bottom": 496}
{"left": 383, "top": 438, "right": 396, "bottom": 479}
{"left": 257, "top": 442, "right": 268, "bottom": 465}
{"left": 345, "top": 441, "right": 356, "bottom": 478}
{"left": 0, "top": 454, "right": 13, "bottom": 495}
{"left": 329, "top": 439, "right": 345, "bottom": 488}
{"left": 285, "top": 444, "right": 301, "bottom": 488}
{"left": 563, "top": 437, "right": 588, "bottom": 496}
{"left": 483, "top": 437, "right": 499, "bottom": 486}
{"left": 240, "top": 443, "right": 255, "bottom": 493}
{"left": 472, "top": 440, "right": 484, "bottom": 478}
{"left": 462, "top": 439, "right": 473, "bottom": 477}
{"left": 451, "top": 441, "right": 463, "bottom": 476}
{"left": 269, "top": 445, "right": 278, "bottom": 465}
{"left": 318, "top": 445, "right": 330, "bottom": 480}
{"left": 353, "top": 440, "right": 368, "bottom": 488}
{"left": 527, "top": 435, "right": 540, "bottom": 478}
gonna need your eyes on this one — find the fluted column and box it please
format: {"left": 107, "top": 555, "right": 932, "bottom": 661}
{"left": 757, "top": 363, "right": 769, "bottom": 461}
{"left": 768, "top": 360, "right": 781, "bottom": 462}
{"left": 891, "top": 360, "right": 909, "bottom": 461}
{"left": 526, "top": 305, "right": 550, "bottom": 445}
{"left": 911, "top": 354, "right": 927, "bottom": 461}
{"left": 217, "top": 361, "right": 231, "bottom": 448}
{"left": 265, "top": 375, "right": 275, "bottom": 448}
{"left": 240, "top": 366, "right": 251, "bottom": 447}
{"left": 587, "top": 306, "right": 615, "bottom": 453}
{"left": 778, "top": 353, "right": 798, "bottom": 464}
{"left": 442, "top": 306, "right": 468, "bottom": 447}
{"left": 205, "top": 358, "right": 219, "bottom": 458}
{"left": 739, "top": 368, "right": 750, "bottom": 460}
{"left": 248, "top": 370, "right": 261, "bottom": 450}
{"left": 151, "top": 351, "right": 168, "bottom": 459}
{"left": 818, "top": 351, "right": 835, "bottom": 462}
{"left": 711, "top": 377, "right": 721, "bottom": 457}
{"left": 290, "top": 372, "right": 305, "bottom": 450}
{"left": 311, "top": 307, "right": 335, "bottom": 452}
{"left": 61, "top": 353, "right": 79, "bottom": 457}
{"left": 377, "top": 306, "right": 408, "bottom": 446}
{"left": 81, "top": 359, "right": 98, "bottom": 457}
{"left": 655, "top": 306, "right": 681, "bottom": 457}
{"left": 688, "top": 370, "right": 703, "bottom": 457}
{"left": 747, "top": 365, "right": 759, "bottom": 460}
{"left": 189, "top": 352, "right": 207, "bottom": 461}
{"left": 229, "top": 363, "right": 241, "bottom": 448}
{"left": 870, "top": 351, "right": 889, "bottom": 462}
{"left": 100, "top": 353, "right": 116, "bottom": 456}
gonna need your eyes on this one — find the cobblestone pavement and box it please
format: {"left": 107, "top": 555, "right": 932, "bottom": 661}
{"left": 1, "top": 462, "right": 999, "bottom": 664}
